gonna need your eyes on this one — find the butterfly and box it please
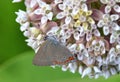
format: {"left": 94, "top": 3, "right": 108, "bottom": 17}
{"left": 33, "top": 36, "right": 76, "bottom": 66}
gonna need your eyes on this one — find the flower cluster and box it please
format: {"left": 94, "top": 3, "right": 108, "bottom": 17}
{"left": 13, "top": 0, "right": 120, "bottom": 79}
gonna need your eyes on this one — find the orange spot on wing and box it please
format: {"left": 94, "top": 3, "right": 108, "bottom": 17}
{"left": 68, "top": 56, "right": 74, "bottom": 60}
{"left": 53, "top": 56, "right": 75, "bottom": 65}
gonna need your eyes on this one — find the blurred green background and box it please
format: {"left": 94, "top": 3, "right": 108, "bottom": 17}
{"left": 0, "top": 0, "right": 120, "bottom": 82}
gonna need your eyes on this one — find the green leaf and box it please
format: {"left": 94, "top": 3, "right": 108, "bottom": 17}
{"left": 0, "top": 0, "right": 31, "bottom": 64}
{"left": 0, "top": 51, "right": 120, "bottom": 82}
{"left": 52, "top": 16, "right": 59, "bottom": 21}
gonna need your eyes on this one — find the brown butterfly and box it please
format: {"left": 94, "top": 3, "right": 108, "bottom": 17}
{"left": 33, "top": 36, "right": 76, "bottom": 66}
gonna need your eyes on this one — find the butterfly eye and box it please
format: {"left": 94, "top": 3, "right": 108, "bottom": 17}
{"left": 44, "top": 36, "right": 48, "bottom": 40}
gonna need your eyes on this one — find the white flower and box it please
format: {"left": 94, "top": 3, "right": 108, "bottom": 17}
{"left": 108, "top": 47, "right": 117, "bottom": 62}
{"left": 110, "top": 32, "right": 118, "bottom": 43}
{"left": 68, "top": 62, "right": 77, "bottom": 73}
{"left": 65, "top": 16, "right": 72, "bottom": 25}
{"left": 93, "top": 29, "right": 101, "bottom": 37}
{"left": 26, "top": 37, "right": 36, "bottom": 47}
{"left": 117, "top": 64, "right": 120, "bottom": 71}
{"left": 93, "top": 66, "right": 101, "bottom": 73}
{"left": 110, "top": 32, "right": 120, "bottom": 44}
{"left": 62, "top": 65, "right": 69, "bottom": 71}
{"left": 29, "top": 0, "right": 37, "bottom": 8}
{"left": 12, "top": 0, "right": 22, "bottom": 3}
{"left": 103, "top": 70, "right": 111, "bottom": 79}
{"left": 20, "top": 22, "right": 29, "bottom": 31}
{"left": 57, "top": 1, "right": 71, "bottom": 19}
{"left": 90, "top": 40, "right": 106, "bottom": 56}
{"left": 100, "top": 0, "right": 120, "bottom": 13}
{"left": 113, "top": 4, "right": 120, "bottom": 13}
{"left": 77, "top": 44, "right": 89, "bottom": 57}
{"left": 41, "top": 12, "right": 53, "bottom": 24}
{"left": 36, "top": 34, "right": 43, "bottom": 40}
{"left": 68, "top": 44, "right": 77, "bottom": 53}
{"left": 110, "top": 14, "right": 119, "bottom": 21}
{"left": 30, "top": 27, "right": 40, "bottom": 36}
{"left": 34, "top": 1, "right": 53, "bottom": 24}
{"left": 41, "top": 16, "right": 48, "bottom": 24}
{"left": 82, "top": 67, "right": 92, "bottom": 78}
{"left": 56, "top": 12, "right": 65, "bottom": 19}
{"left": 56, "top": 0, "right": 74, "bottom": 24}
{"left": 103, "top": 26, "right": 110, "bottom": 35}
{"left": 97, "top": 14, "right": 120, "bottom": 35}
{"left": 78, "top": 65, "right": 83, "bottom": 75}
{"left": 116, "top": 45, "right": 120, "bottom": 53}
{"left": 54, "top": 0, "right": 63, "bottom": 4}
{"left": 47, "top": 26, "right": 59, "bottom": 36}
{"left": 15, "top": 10, "right": 28, "bottom": 24}
{"left": 94, "top": 74, "right": 100, "bottom": 79}
{"left": 110, "top": 68, "right": 117, "bottom": 75}
{"left": 73, "top": 26, "right": 85, "bottom": 40}
{"left": 96, "top": 56, "right": 103, "bottom": 63}
{"left": 84, "top": 57, "right": 95, "bottom": 66}
{"left": 77, "top": 44, "right": 89, "bottom": 60}
{"left": 86, "top": 31, "right": 92, "bottom": 41}
{"left": 32, "top": 41, "right": 39, "bottom": 49}
{"left": 23, "top": 31, "right": 31, "bottom": 37}
{"left": 81, "top": 3, "right": 88, "bottom": 12}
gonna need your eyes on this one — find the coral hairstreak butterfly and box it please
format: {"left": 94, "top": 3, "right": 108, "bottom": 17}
{"left": 33, "top": 36, "right": 76, "bottom": 66}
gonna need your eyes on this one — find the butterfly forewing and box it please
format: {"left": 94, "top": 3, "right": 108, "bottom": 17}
{"left": 33, "top": 40, "right": 53, "bottom": 66}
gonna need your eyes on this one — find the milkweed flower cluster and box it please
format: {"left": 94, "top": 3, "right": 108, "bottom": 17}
{"left": 13, "top": 0, "right": 120, "bottom": 79}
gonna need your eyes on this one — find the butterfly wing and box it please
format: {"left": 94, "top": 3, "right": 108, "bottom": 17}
{"left": 33, "top": 37, "right": 76, "bottom": 66}
{"left": 48, "top": 41, "right": 76, "bottom": 65}
{"left": 33, "top": 40, "right": 53, "bottom": 66}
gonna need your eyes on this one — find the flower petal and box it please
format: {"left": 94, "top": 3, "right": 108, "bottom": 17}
{"left": 111, "top": 22, "right": 120, "bottom": 31}
{"left": 68, "top": 62, "right": 77, "bottom": 73}
{"left": 23, "top": 31, "right": 31, "bottom": 37}
{"left": 12, "top": 0, "right": 22, "bottom": 3}
{"left": 41, "top": 16, "right": 48, "bottom": 24}
{"left": 110, "top": 14, "right": 119, "bottom": 21}
{"left": 56, "top": 12, "right": 65, "bottom": 19}
{"left": 93, "top": 66, "right": 101, "bottom": 73}
{"left": 113, "top": 4, "right": 120, "bottom": 13}
{"left": 105, "top": 5, "right": 111, "bottom": 13}
{"left": 103, "top": 26, "right": 109, "bottom": 35}
{"left": 30, "top": 0, "right": 37, "bottom": 8}
{"left": 65, "top": 16, "right": 71, "bottom": 25}
{"left": 86, "top": 32, "right": 92, "bottom": 41}
{"left": 73, "top": 32, "right": 80, "bottom": 41}
{"left": 100, "top": 0, "right": 108, "bottom": 4}
{"left": 62, "top": 65, "right": 68, "bottom": 71}
{"left": 58, "top": 4, "right": 66, "bottom": 10}
{"left": 20, "top": 22, "right": 29, "bottom": 31}
{"left": 103, "top": 70, "right": 111, "bottom": 79}
{"left": 110, "top": 34, "right": 116, "bottom": 43}
{"left": 47, "top": 12, "right": 53, "bottom": 20}
{"left": 78, "top": 65, "right": 83, "bottom": 75}
{"left": 110, "top": 68, "right": 117, "bottom": 75}
{"left": 97, "top": 20, "right": 105, "bottom": 27}
{"left": 82, "top": 67, "right": 92, "bottom": 78}
{"left": 54, "top": 0, "right": 62, "bottom": 4}
{"left": 81, "top": 3, "right": 88, "bottom": 12}
{"left": 93, "top": 29, "right": 101, "bottom": 36}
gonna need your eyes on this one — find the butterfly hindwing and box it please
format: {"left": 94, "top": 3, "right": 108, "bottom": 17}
{"left": 33, "top": 36, "right": 76, "bottom": 66}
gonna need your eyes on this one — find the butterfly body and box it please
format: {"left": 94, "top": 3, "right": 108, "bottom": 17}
{"left": 33, "top": 36, "right": 76, "bottom": 66}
